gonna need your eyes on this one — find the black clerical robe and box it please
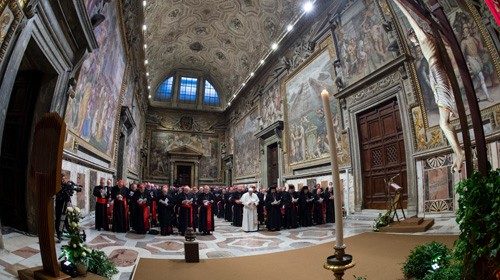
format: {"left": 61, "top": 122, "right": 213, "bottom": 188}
{"left": 224, "top": 192, "right": 232, "bottom": 222}
{"left": 282, "top": 191, "right": 299, "bottom": 229}
{"left": 231, "top": 192, "right": 243, "bottom": 227}
{"left": 158, "top": 192, "right": 175, "bottom": 235}
{"left": 299, "top": 191, "right": 313, "bottom": 227}
{"left": 198, "top": 192, "right": 215, "bottom": 234}
{"left": 93, "top": 185, "right": 110, "bottom": 231}
{"left": 325, "top": 190, "right": 335, "bottom": 223}
{"left": 313, "top": 192, "right": 326, "bottom": 225}
{"left": 178, "top": 193, "right": 194, "bottom": 235}
{"left": 265, "top": 192, "right": 282, "bottom": 231}
{"left": 133, "top": 191, "right": 150, "bottom": 234}
{"left": 112, "top": 186, "right": 129, "bottom": 233}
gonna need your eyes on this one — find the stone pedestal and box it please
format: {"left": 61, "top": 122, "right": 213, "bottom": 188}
{"left": 184, "top": 241, "right": 199, "bottom": 263}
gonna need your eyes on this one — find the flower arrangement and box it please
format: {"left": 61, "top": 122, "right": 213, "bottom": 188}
{"left": 59, "top": 207, "right": 92, "bottom": 268}
{"left": 59, "top": 206, "right": 118, "bottom": 278}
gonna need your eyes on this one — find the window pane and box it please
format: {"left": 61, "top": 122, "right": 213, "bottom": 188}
{"left": 179, "top": 77, "right": 198, "bottom": 102}
{"left": 203, "top": 80, "right": 220, "bottom": 106}
{"left": 155, "top": 77, "right": 173, "bottom": 101}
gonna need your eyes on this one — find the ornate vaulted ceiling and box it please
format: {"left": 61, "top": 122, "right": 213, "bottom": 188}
{"left": 143, "top": 0, "right": 302, "bottom": 104}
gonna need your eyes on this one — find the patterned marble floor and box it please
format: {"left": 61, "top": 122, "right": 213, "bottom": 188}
{"left": 0, "top": 214, "right": 458, "bottom": 280}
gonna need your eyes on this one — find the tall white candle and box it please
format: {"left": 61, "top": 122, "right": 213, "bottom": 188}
{"left": 320, "top": 89, "right": 344, "bottom": 248}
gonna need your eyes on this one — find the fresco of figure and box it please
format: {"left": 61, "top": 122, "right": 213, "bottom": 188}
{"left": 392, "top": 0, "right": 465, "bottom": 173}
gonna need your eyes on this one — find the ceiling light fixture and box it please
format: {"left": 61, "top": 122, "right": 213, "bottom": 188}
{"left": 303, "top": 1, "right": 314, "bottom": 13}
{"left": 260, "top": 59, "right": 265, "bottom": 65}
{"left": 144, "top": 59, "right": 148, "bottom": 65}
{"left": 142, "top": 24, "right": 147, "bottom": 31}
{"left": 142, "top": 0, "right": 147, "bottom": 7}
{"left": 242, "top": 82, "right": 246, "bottom": 86}
{"left": 144, "top": 44, "right": 147, "bottom": 49}
{"left": 148, "top": 95, "right": 151, "bottom": 98}
{"left": 233, "top": 94, "right": 236, "bottom": 98}
{"left": 228, "top": 102, "right": 231, "bottom": 106}
{"left": 146, "top": 72, "right": 149, "bottom": 76}
{"left": 271, "top": 43, "right": 278, "bottom": 50}
{"left": 287, "top": 24, "right": 294, "bottom": 32}
{"left": 148, "top": 85, "right": 151, "bottom": 89}
{"left": 250, "top": 72, "right": 254, "bottom": 77}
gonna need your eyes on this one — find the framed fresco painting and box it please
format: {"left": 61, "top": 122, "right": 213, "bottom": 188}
{"left": 283, "top": 35, "right": 350, "bottom": 171}
{"left": 0, "top": 0, "right": 22, "bottom": 64}
{"left": 233, "top": 106, "right": 260, "bottom": 180}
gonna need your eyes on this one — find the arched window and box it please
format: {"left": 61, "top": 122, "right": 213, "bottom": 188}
{"left": 178, "top": 77, "right": 198, "bottom": 102}
{"left": 203, "top": 80, "right": 220, "bottom": 106}
{"left": 155, "top": 76, "right": 174, "bottom": 101}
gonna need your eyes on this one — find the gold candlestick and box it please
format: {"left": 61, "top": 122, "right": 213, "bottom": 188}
{"left": 321, "top": 89, "right": 354, "bottom": 280}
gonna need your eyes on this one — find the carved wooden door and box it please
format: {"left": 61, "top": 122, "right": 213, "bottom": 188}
{"left": 0, "top": 70, "right": 41, "bottom": 230}
{"left": 267, "top": 143, "right": 279, "bottom": 187}
{"left": 357, "top": 99, "right": 407, "bottom": 209}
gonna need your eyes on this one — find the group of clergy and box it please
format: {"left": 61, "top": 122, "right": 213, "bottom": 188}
{"left": 92, "top": 178, "right": 337, "bottom": 236}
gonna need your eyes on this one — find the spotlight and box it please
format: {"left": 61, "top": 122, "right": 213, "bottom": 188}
{"left": 242, "top": 82, "right": 246, "bottom": 86}
{"left": 148, "top": 95, "right": 152, "bottom": 98}
{"left": 271, "top": 43, "right": 278, "bottom": 50}
{"left": 148, "top": 85, "right": 151, "bottom": 89}
{"left": 142, "top": 0, "right": 147, "bottom": 7}
{"left": 144, "top": 44, "right": 147, "bottom": 49}
{"left": 303, "top": 1, "right": 314, "bottom": 13}
{"left": 144, "top": 59, "right": 148, "bottom": 65}
{"left": 250, "top": 72, "right": 254, "bottom": 77}
{"left": 260, "top": 59, "right": 265, "bottom": 65}
{"left": 233, "top": 94, "right": 236, "bottom": 97}
{"left": 142, "top": 24, "right": 147, "bottom": 31}
{"left": 287, "top": 24, "right": 294, "bottom": 32}
{"left": 228, "top": 102, "right": 231, "bottom": 106}
{"left": 146, "top": 72, "right": 149, "bottom": 76}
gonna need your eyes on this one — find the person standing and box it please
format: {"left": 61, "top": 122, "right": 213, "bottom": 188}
{"left": 241, "top": 187, "right": 259, "bottom": 232}
{"left": 158, "top": 185, "right": 174, "bottom": 235}
{"left": 283, "top": 185, "right": 299, "bottom": 229}
{"left": 112, "top": 179, "right": 129, "bottom": 233}
{"left": 299, "top": 186, "right": 314, "bottom": 227}
{"left": 198, "top": 186, "right": 215, "bottom": 235}
{"left": 257, "top": 188, "right": 266, "bottom": 226}
{"left": 313, "top": 187, "right": 326, "bottom": 225}
{"left": 325, "top": 185, "right": 335, "bottom": 223}
{"left": 265, "top": 186, "right": 282, "bottom": 231}
{"left": 93, "top": 178, "right": 110, "bottom": 231}
{"left": 178, "top": 186, "right": 194, "bottom": 236}
{"left": 231, "top": 187, "right": 244, "bottom": 227}
{"left": 127, "top": 183, "right": 138, "bottom": 230}
{"left": 133, "top": 184, "right": 150, "bottom": 234}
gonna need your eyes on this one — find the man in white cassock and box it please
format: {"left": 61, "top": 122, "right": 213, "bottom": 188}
{"left": 241, "top": 187, "right": 259, "bottom": 232}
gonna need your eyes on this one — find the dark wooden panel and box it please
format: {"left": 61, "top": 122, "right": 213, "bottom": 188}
{"left": 357, "top": 99, "right": 407, "bottom": 209}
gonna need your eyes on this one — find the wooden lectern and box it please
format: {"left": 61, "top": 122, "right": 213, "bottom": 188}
{"left": 19, "top": 113, "right": 70, "bottom": 280}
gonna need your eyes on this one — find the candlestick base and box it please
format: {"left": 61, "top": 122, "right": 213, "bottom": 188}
{"left": 324, "top": 246, "right": 355, "bottom": 280}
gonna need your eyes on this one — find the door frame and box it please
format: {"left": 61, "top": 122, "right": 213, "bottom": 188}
{"left": 348, "top": 83, "right": 417, "bottom": 212}
{"left": 173, "top": 162, "right": 195, "bottom": 187}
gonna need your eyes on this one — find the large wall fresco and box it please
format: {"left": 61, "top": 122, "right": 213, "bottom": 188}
{"left": 64, "top": 0, "right": 126, "bottom": 157}
{"left": 260, "top": 83, "right": 283, "bottom": 129}
{"left": 391, "top": 0, "right": 500, "bottom": 130}
{"left": 335, "top": 0, "right": 395, "bottom": 88}
{"left": 148, "top": 130, "right": 220, "bottom": 180}
{"left": 284, "top": 45, "right": 350, "bottom": 168}
{"left": 233, "top": 108, "right": 259, "bottom": 178}
{"left": 127, "top": 95, "right": 144, "bottom": 175}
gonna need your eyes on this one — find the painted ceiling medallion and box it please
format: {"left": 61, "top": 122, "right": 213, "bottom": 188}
{"left": 189, "top": 42, "right": 204, "bottom": 52}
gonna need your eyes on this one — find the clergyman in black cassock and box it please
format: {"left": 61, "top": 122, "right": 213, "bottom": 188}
{"left": 224, "top": 188, "right": 233, "bottom": 222}
{"left": 325, "top": 186, "right": 335, "bottom": 223}
{"left": 133, "top": 185, "right": 150, "bottom": 234}
{"left": 112, "top": 180, "right": 129, "bottom": 233}
{"left": 313, "top": 188, "right": 326, "bottom": 225}
{"left": 158, "top": 186, "right": 175, "bottom": 235}
{"left": 299, "top": 186, "right": 313, "bottom": 227}
{"left": 178, "top": 187, "right": 194, "bottom": 236}
{"left": 265, "top": 186, "right": 282, "bottom": 231}
{"left": 231, "top": 189, "right": 244, "bottom": 227}
{"left": 93, "top": 178, "right": 110, "bottom": 231}
{"left": 198, "top": 187, "right": 215, "bottom": 234}
{"left": 283, "top": 185, "right": 299, "bottom": 229}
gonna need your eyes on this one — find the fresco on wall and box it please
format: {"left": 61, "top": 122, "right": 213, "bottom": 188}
{"left": 260, "top": 83, "right": 283, "bottom": 129}
{"left": 149, "top": 131, "right": 220, "bottom": 179}
{"left": 335, "top": 0, "right": 394, "bottom": 88}
{"left": 0, "top": 5, "right": 14, "bottom": 46}
{"left": 233, "top": 109, "right": 259, "bottom": 178}
{"left": 392, "top": 0, "right": 500, "bottom": 128}
{"left": 284, "top": 47, "right": 349, "bottom": 167}
{"left": 127, "top": 96, "right": 144, "bottom": 174}
{"left": 65, "top": 0, "right": 126, "bottom": 156}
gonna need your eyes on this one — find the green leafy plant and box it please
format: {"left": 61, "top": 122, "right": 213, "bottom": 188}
{"left": 402, "top": 241, "right": 452, "bottom": 280}
{"left": 455, "top": 169, "right": 500, "bottom": 279}
{"left": 372, "top": 212, "right": 392, "bottom": 231}
{"left": 422, "top": 264, "right": 462, "bottom": 280}
{"left": 87, "top": 250, "right": 118, "bottom": 279}
{"left": 353, "top": 275, "right": 367, "bottom": 280}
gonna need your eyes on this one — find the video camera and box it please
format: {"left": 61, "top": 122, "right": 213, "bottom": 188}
{"left": 57, "top": 181, "right": 83, "bottom": 201}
